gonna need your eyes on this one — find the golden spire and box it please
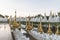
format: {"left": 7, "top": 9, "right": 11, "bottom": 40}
{"left": 55, "top": 26, "right": 60, "bottom": 35}
{"left": 38, "top": 21, "right": 43, "bottom": 33}
{"left": 15, "top": 10, "right": 16, "bottom": 21}
{"left": 12, "top": 10, "right": 19, "bottom": 29}
{"left": 26, "top": 16, "right": 32, "bottom": 32}
{"left": 47, "top": 23, "right": 52, "bottom": 35}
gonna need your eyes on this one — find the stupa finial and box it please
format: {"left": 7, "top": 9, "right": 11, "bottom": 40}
{"left": 38, "top": 19, "right": 43, "bottom": 33}
{"left": 12, "top": 10, "right": 19, "bottom": 30}
{"left": 26, "top": 16, "right": 32, "bottom": 32}
{"left": 55, "top": 26, "right": 60, "bottom": 35}
{"left": 47, "top": 22, "right": 52, "bottom": 35}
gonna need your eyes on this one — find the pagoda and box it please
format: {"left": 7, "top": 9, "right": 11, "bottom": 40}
{"left": 47, "top": 22, "right": 52, "bottom": 35}
{"left": 12, "top": 11, "right": 19, "bottom": 30}
{"left": 38, "top": 21, "right": 43, "bottom": 33}
{"left": 26, "top": 16, "right": 32, "bottom": 32}
{"left": 55, "top": 26, "right": 60, "bottom": 35}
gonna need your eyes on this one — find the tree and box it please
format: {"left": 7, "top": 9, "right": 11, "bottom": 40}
{"left": 5, "top": 15, "right": 9, "bottom": 18}
{"left": 0, "top": 14, "right": 4, "bottom": 18}
{"left": 58, "top": 12, "right": 60, "bottom": 17}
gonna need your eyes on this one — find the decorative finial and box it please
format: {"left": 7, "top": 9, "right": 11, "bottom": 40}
{"left": 12, "top": 10, "right": 19, "bottom": 30}
{"left": 55, "top": 26, "right": 60, "bottom": 35}
{"left": 26, "top": 16, "right": 32, "bottom": 32}
{"left": 38, "top": 20, "right": 43, "bottom": 33}
{"left": 47, "top": 22, "right": 52, "bottom": 35}
{"left": 14, "top": 10, "right": 16, "bottom": 20}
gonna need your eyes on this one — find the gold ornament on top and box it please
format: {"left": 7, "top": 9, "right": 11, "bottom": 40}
{"left": 47, "top": 23, "right": 52, "bottom": 35}
{"left": 38, "top": 20, "right": 43, "bottom": 33}
{"left": 55, "top": 26, "right": 60, "bottom": 35}
{"left": 12, "top": 11, "right": 19, "bottom": 29}
{"left": 26, "top": 16, "right": 33, "bottom": 32}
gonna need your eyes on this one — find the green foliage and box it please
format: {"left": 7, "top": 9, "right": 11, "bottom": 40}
{"left": 0, "top": 14, "right": 4, "bottom": 18}
{"left": 58, "top": 12, "right": 60, "bottom": 17}
{"left": 5, "top": 15, "right": 9, "bottom": 18}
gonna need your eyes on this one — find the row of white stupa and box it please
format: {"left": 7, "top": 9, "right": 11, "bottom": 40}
{"left": 13, "top": 24, "right": 60, "bottom": 40}
{"left": 21, "top": 24, "right": 60, "bottom": 40}
{"left": 0, "top": 17, "right": 8, "bottom": 22}
{"left": 29, "top": 29, "right": 60, "bottom": 40}
{"left": 13, "top": 28, "right": 29, "bottom": 40}
{"left": 10, "top": 13, "right": 60, "bottom": 22}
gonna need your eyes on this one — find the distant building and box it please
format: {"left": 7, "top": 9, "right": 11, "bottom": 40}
{"left": 0, "top": 14, "right": 8, "bottom": 23}
{"left": 9, "top": 12, "right": 60, "bottom": 23}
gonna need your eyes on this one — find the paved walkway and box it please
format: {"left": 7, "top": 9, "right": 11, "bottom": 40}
{"left": 24, "top": 33, "right": 37, "bottom": 40}
{"left": 0, "top": 24, "right": 13, "bottom": 40}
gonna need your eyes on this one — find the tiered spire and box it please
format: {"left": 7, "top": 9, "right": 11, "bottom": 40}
{"left": 55, "top": 26, "right": 60, "bottom": 35}
{"left": 38, "top": 16, "right": 43, "bottom": 33}
{"left": 15, "top": 11, "right": 16, "bottom": 21}
{"left": 12, "top": 10, "right": 19, "bottom": 30}
{"left": 47, "top": 22, "right": 52, "bottom": 35}
{"left": 38, "top": 21, "right": 43, "bottom": 33}
{"left": 26, "top": 16, "right": 32, "bottom": 32}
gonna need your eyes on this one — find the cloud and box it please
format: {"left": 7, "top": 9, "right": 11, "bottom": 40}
{"left": 0, "top": 0, "right": 59, "bottom": 17}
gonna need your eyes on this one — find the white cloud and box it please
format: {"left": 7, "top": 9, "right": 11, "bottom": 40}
{"left": 0, "top": 0, "right": 59, "bottom": 17}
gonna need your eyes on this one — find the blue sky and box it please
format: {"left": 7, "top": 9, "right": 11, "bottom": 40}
{"left": 0, "top": 0, "right": 60, "bottom": 17}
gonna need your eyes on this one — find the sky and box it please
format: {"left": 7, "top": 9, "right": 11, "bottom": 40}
{"left": 0, "top": 0, "right": 60, "bottom": 17}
